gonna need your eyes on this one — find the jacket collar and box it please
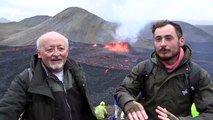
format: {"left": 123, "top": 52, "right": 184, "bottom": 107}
{"left": 28, "top": 54, "right": 80, "bottom": 100}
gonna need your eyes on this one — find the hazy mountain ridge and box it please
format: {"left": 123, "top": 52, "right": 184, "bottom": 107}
{"left": 178, "top": 21, "right": 213, "bottom": 42}
{"left": 196, "top": 25, "right": 213, "bottom": 36}
{"left": 0, "top": 15, "right": 51, "bottom": 41}
{"left": 18, "top": 15, "right": 51, "bottom": 27}
{"left": 0, "top": 17, "right": 10, "bottom": 23}
{"left": 0, "top": 7, "right": 117, "bottom": 46}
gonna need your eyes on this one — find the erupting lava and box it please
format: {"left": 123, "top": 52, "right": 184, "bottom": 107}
{"left": 92, "top": 44, "right": 97, "bottom": 47}
{"left": 104, "top": 42, "right": 129, "bottom": 52}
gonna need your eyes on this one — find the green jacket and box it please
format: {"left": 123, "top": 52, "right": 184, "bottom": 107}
{"left": 94, "top": 104, "right": 108, "bottom": 119}
{"left": 115, "top": 45, "right": 213, "bottom": 120}
{"left": 0, "top": 54, "right": 97, "bottom": 120}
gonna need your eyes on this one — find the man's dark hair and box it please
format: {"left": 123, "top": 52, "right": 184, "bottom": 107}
{"left": 152, "top": 20, "right": 183, "bottom": 39}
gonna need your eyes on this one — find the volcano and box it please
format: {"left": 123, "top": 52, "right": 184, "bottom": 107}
{"left": 1, "top": 7, "right": 213, "bottom": 107}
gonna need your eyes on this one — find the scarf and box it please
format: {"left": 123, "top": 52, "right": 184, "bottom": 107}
{"left": 162, "top": 47, "right": 184, "bottom": 73}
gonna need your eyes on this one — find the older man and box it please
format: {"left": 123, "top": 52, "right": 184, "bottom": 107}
{"left": 0, "top": 31, "right": 97, "bottom": 120}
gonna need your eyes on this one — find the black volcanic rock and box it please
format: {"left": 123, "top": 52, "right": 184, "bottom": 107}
{"left": 82, "top": 63, "right": 129, "bottom": 105}
{"left": 0, "top": 7, "right": 117, "bottom": 46}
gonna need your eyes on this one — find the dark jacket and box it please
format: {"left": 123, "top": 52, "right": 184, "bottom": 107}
{"left": 0, "top": 54, "right": 97, "bottom": 120}
{"left": 115, "top": 45, "right": 213, "bottom": 120}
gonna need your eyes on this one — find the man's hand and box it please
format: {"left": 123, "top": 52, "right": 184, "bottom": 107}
{"left": 124, "top": 101, "right": 148, "bottom": 120}
{"left": 155, "top": 106, "right": 179, "bottom": 120}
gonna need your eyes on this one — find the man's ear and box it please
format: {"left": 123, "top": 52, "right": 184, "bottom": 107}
{"left": 179, "top": 37, "right": 185, "bottom": 47}
{"left": 37, "top": 50, "right": 41, "bottom": 58}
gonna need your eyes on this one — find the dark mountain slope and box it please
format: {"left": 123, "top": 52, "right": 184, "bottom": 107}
{"left": 196, "top": 25, "right": 213, "bottom": 36}
{"left": 136, "top": 21, "right": 213, "bottom": 44}
{"left": 18, "top": 15, "right": 51, "bottom": 27}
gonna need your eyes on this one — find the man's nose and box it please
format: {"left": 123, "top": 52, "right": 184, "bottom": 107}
{"left": 160, "top": 39, "right": 166, "bottom": 46}
{"left": 52, "top": 49, "right": 60, "bottom": 56}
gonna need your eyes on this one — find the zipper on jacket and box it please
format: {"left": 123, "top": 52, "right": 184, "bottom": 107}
{"left": 61, "top": 82, "right": 72, "bottom": 120}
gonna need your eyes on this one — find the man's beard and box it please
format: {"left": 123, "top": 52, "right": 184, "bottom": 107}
{"left": 157, "top": 48, "right": 180, "bottom": 61}
{"left": 49, "top": 62, "right": 64, "bottom": 71}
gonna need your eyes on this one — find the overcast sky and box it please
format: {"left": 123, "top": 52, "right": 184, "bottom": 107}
{"left": 1, "top": 0, "right": 213, "bottom": 40}
{"left": 1, "top": 0, "right": 213, "bottom": 22}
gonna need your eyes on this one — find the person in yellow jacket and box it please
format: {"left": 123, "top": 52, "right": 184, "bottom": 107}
{"left": 191, "top": 103, "right": 199, "bottom": 117}
{"left": 95, "top": 101, "right": 108, "bottom": 120}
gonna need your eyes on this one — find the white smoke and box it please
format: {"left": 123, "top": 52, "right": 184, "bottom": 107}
{"left": 113, "top": 20, "right": 149, "bottom": 43}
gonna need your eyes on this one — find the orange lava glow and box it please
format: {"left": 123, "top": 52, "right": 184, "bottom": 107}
{"left": 93, "top": 44, "right": 97, "bottom": 47}
{"left": 104, "top": 42, "right": 129, "bottom": 52}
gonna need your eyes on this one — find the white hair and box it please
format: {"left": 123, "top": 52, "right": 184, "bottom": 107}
{"left": 36, "top": 31, "right": 69, "bottom": 50}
